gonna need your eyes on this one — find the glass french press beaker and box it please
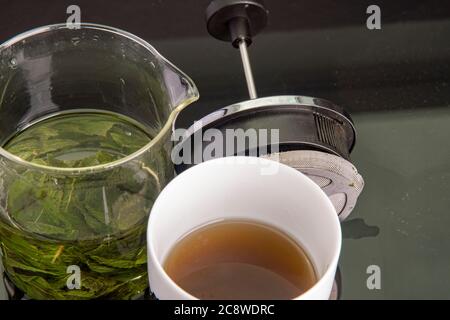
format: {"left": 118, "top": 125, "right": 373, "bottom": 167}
{"left": 0, "top": 23, "right": 198, "bottom": 299}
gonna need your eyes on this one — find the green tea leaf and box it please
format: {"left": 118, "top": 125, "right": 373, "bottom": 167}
{"left": 0, "top": 112, "right": 158, "bottom": 299}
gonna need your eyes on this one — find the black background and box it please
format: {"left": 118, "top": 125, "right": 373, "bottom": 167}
{"left": 1, "top": 0, "right": 449, "bottom": 127}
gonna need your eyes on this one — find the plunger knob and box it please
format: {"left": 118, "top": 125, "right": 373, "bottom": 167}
{"left": 206, "top": 0, "right": 269, "bottom": 47}
{"left": 206, "top": 0, "right": 269, "bottom": 99}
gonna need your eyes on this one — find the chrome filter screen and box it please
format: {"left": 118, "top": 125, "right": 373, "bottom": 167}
{"left": 263, "top": 150, "right": 364, "bottom": 220}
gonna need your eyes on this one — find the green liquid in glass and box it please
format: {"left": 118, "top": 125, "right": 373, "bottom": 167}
{"left": 0, "top": 111, "right": 157, "bottom": 299}
{"left": 3, "top": 111, "right": 151, "bottom": 168}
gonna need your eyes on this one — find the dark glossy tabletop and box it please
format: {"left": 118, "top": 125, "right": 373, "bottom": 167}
{"left": 0, "top": 0, "right": 449, "bottom": 299}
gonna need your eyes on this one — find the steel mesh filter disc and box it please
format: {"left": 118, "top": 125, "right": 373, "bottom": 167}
{"left": 262, "top": 150, "right": 364, "bottom": 220}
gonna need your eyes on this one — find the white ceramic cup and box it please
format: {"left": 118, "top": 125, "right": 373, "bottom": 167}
{"left": 147, "top": 156, "right": 341, "bottom": 300}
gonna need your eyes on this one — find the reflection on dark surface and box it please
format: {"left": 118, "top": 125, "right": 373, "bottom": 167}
{"left": 0, "top": 0, "right": 449, "bottom": 300}
{"left": 342, "top": 218, "right": 380, "bottom": 240}
{"left": 340, "top": 107, "right": 450, "bottom": 299}
{"left": 330, "top": 266, "right": 342, "bottom": 300}
{"left": 1, "top": 0, "right": 450, "bottom": 127}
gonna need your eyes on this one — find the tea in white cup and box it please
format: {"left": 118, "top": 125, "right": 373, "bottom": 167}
{"left": 147, "top": 157, "right": 341, "bottom": 300}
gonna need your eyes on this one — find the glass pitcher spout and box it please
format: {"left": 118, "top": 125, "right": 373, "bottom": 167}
{"left": 112, "top": 23, "right": 200, "bottom": 124}
{"left": 158, "top": 54, "right": 200, "bottom": 113}
{"left": 0, "top": 24, "right": 198, "bottom": 299}
{"left": 0, "top": 23, "right": 199, "bottom": 174}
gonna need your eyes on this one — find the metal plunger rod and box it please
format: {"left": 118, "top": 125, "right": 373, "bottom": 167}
{"left": 206, "top": 0, "right": 268, "bottom": 99}
{"left": 238, "top": 40, "right": 258, "bottom": 99}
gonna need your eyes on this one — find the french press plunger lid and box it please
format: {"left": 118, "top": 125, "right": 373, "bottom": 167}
{"left": 174, "top": 0, "right": 364, "bottom": 221}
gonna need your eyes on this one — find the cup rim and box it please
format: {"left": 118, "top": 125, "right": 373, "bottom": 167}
{"left": 0, "top": 23, "right": 199, "bottom": 175}
{"left": 147, "top": 156, "right": 342, "bottom": 300}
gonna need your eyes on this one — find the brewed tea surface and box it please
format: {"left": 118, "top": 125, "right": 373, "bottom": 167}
{"left": 164, "top": 220, "right": 317, "bottom": 300}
